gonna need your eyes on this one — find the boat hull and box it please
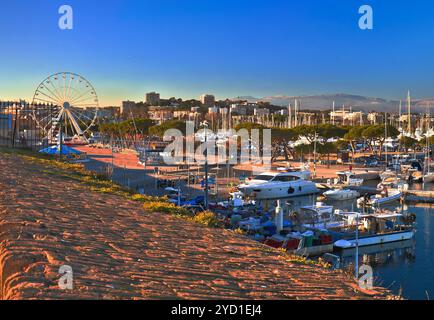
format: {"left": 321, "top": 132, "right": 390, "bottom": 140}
{"left": 423, "top": 173, "right": 434, "bottom": 183}
{"left": 239, "top": 181, "right": 319, "bottom": 200}
{"left": 334, "top": 230, "right": 415, "bottom": 249}
{"left": 324, "top": 190, "right": 360, "bottom": 201}
{"left": 370, "top": 192, "right": 402, "bottom": 206}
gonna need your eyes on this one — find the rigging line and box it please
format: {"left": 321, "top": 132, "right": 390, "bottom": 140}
{"left": 35, "top": 90, "right": 63, "bottom": 106}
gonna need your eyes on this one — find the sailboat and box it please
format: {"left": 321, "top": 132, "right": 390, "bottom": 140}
{"left": 423, "top": 104, "right": 434, "bottom": 183}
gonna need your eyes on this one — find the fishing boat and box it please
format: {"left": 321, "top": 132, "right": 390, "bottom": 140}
{"left": 334, "top": 171, "right": 364, "bottom": 187}
{"left": 358, "top": 184, "right": 405, "bottom": 207}
{"left": 237, "top": 172, "right": 318, "bottom": 200}
{"left": 379, "top": 169, "right": 398, "bottom": 184}
{"left": 333, "top": 212, "right": 416, "bottom": 249}
{"left": 368, "top": 189, "right": 403, "bottom": 206}
{"left": 289, "top": 203, "right": 334, "bottom": 227}
{"left": 323, "top": 189, "right": 360, "bottom": 201}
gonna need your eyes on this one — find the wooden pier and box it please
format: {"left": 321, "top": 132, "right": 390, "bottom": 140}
{"left": 404, "top": 190, "right": 434, "bottom": 203}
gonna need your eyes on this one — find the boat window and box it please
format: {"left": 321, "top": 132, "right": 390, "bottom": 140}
{"left": 253, "top": 175, "right": 275, "bottom": 181}
{"left": 274, "top": 175, "right": 300, "bottom": 182}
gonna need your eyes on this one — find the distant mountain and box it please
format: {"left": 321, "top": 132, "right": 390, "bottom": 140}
{"left": 230, "top": 96, "right": 259, "bottom": 103}
{"left": 231, "top": 93, "right": 433, "bottom": 113}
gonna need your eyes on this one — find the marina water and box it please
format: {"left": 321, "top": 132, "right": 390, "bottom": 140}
{"left": 287, "top": 183, "right": 433, "bottom": 300}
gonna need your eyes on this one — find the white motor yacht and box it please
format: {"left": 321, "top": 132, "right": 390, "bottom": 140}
{"left": 238, "top": 172, "right": 318, "bottom": 200}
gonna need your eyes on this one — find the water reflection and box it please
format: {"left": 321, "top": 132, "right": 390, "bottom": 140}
{"left": 261, "top": 183, "right": 432, "bottom": 299}
{"left": 339, "top": 239, "right": 416, "bottom": 268}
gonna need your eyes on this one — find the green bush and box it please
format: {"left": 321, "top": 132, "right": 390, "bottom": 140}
{"left": 143, "top": 201, "right": 190, "bottom": 217}
{"left": 190, "top": 211, "right": 221, "bottom": 228}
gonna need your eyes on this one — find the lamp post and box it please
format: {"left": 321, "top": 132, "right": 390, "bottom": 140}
{"left": 313, "top": 132, "right": 318, "bottom": 178}
{"left": 201, "top": 121, "right": 209, "bottom": 209}
{"left": 355, "top": 212, "right": 359, "bottom": 279}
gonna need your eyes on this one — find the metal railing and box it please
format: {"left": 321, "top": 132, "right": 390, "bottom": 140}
{"left": 0, "top": 102, "right": 51, "bottom": 150}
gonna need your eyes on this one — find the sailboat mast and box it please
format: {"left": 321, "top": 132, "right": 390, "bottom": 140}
{"left": 399, "top": 100, "right": 402, "bottom": 131}
{"left": 294, "top": 99, "right": 298, "bottom": 127}
{"left": 407, "top": 90, "right": 411, "bottom": 135}
{"left": 332, "top": 101, "right": 335, "bottom": 125}
{"left": 288, "top": 103, "right": 292, "bottom": 128}
{"left": 385, "top": 112, "right": 388, "bottom": 168}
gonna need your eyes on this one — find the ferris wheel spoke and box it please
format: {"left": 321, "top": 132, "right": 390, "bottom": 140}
{"left": 44, "top": 80, "right": 62, "bottom": 100}
{"left": 65, "top": 75, "right": 76, "bottom": 102}
{"left": 72, "top": 97, "right": 97, "bottom": 107}
{"left": 69, "top": 108, "right": 94, "bottom": 128}
{"left": 41, "top": 83, "right": 64, "bottom": 104}
{"left": 68, "top": 79, "right": 85, "bottom": 102}
{"left": 65, "top": 109, "right": 84, "bottom": 136}
{"left": 62, "top": 74, "right": 67, "bottom": 101}
{"left": 35, "top": 90, "right": 62, "bottom": 106}
{"left": 48, "top": 77, "right": 65, "bottom": 103}
{"left": 69, "top": 89, "right": 94, "bottom": 105}
{"left": 34, "top": 97, "right": 60, "bottom": 106}
{"left": 70, "top": 107, "right": 97, "bottom": 122}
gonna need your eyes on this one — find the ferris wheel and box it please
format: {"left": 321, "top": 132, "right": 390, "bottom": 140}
{"left": 32, "top": 72, "right": 99, "bottom": 143}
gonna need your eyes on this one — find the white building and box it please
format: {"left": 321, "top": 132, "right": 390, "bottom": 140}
{"left": 200, "top": 94, "right": 215, "bottom": 106}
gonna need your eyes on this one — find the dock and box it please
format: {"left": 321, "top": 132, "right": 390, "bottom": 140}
{"left": 404, "top": 190, "right": 434, "bottom": 203}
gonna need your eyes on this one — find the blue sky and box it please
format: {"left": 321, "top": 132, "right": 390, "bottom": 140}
{"left": 1, "top": 0, "right": 434, "bottom": 105}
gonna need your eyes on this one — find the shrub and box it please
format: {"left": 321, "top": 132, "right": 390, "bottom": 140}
{"left": 131, "top": 194, "right": 168, "bottom": 203}
{"left": 190, "top": 211, "right": 221, "bottom": 228}
{"left": 143, "top": 201, "right": 190, "bottom": 217}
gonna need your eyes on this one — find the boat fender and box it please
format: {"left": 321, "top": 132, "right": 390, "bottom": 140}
{"left": 288, "top": 187, "right": 295, "bottom": 194}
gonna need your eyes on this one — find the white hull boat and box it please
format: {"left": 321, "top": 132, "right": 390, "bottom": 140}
{"left": 370, "top": 190, "right": 403, "bottom": 206}
{"left": 324, "top": 189, "right": 360, "bottom": 201}
{"left": 238, "top": 171, "right": 318, "bottom": 200}
{"left": 332, "top": 211, "right": 416, "bottom": 249}
{"left": 334, "top": 230, "right": 415, "bottom": 249}
{"left": 239, "top": 180, "right": 319, "bottom": 200}
{"left": 423, "top": 173, "right": 434, "bottom": 183}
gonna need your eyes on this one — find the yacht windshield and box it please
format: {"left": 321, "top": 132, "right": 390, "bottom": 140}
{"left": 273, "top": 175, "right": 300, "bottom": 182}
{"left": 253, "top": 175, "right": 275, "bottom": 181}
